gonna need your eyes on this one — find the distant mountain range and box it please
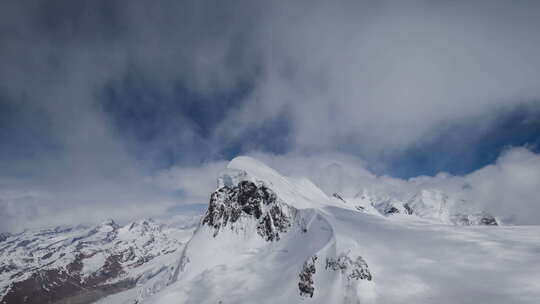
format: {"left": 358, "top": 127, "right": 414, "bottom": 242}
{"left": 0, "top": 217, "right": 197, "bottom": 304}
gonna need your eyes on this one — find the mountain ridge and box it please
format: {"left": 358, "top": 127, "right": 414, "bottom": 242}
{"left": 0, "top": 217, "right": 196, "bottom": 304}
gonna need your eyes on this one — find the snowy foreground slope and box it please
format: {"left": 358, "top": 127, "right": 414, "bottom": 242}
{"left": 100, "top": 156, "right": 540, "bottom": 304}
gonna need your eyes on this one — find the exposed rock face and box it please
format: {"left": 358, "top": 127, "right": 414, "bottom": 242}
{"left": 452, "top": 212, "right": 498, "bottom": 226}
{"left": 298, "top": 256, "right": 317, "bottom": 298}
{"left": 325, "top": 253, "right": 372, "bottom": 281}
{"left": 0, "top": 233, "right": 10, "bottom": 243}
{"left": 480, "top": 215, "right": 498, "bottom": 225}
{"left": 0, "top": 219, "right": 188, "bottom": 304}
{"left": 202, "top": 181, "right": 294, "bottom": 241}
{"left": 298, "top": 253, "right": 372, "bottom": 298}
{"left": 382, "top": 202, "right": 413, "bottom": 216}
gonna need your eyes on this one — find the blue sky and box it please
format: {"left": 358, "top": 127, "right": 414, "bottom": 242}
{"left": 100, "top": 80, "right": 540, "bottom": 178}
{"left": 1, "top": 0, "right": 540, "bottom": 231}
{"left": 381, "top": 104, "right": 540, "bottom": 178}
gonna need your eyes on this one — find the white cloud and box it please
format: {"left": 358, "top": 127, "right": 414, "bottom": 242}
{"left": 1, "top": 1, "right": 540, "bottom": 231}
{"left": 151, "top": 160, "right": 228, "bottom": 203}
{"left": 209, "top": 0, "right": 540, "bottom": 156}
{"left": 0, "top": 178, "right": 174, "bottom": 232}
{"left": 465, "top": 148, "right": 540, "bottom": 224}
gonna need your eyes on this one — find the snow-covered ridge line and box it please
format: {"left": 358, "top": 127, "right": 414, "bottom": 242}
{"left": 137, "top": 156, "right": 374, "bottom": 304}
{"left": 227, "top": 156, "right": 499, "bottom": 226}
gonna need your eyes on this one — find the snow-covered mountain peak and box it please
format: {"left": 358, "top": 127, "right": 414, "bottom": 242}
{"left": 227, "top": 156, "right": 283, "bottom": 182}
{"left": 123, "top": 218, "right": 161, "bottom": 232}
{"left": 223, "top": 156, "right": 335, "bottom": 210}
{"left": 137, "top": 156, "right": 375, "bottom": 304}
{"left": 205, "top": 157, "right": 310, "bottom": 242}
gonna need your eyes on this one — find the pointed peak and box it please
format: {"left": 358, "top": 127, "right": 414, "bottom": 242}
{"left": 218, "top": 156, "right": 286, "bottom": 190}
{"left": 97, "top": 219, "right": 119, "bottom": 230}
{"left": 125, "top": 217, "right": 162, "bottom": 233}
{"left": 227, "top": 156, "right": 283, "bottom": 182}
{"left": 220, "top": 156, "right": 333, "bottom": 210}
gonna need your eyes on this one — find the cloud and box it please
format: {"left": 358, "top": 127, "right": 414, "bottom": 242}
{"left": 210, "top": 0, "right": 540, "bottom": 157}
{"left": 1, "top": 1, "right": 540, "bottom": 231}
{"left": 465, "top": 148, "right": 540, "bottom": 224}
{"left": 0, "top": 180, "right": 175, "bottom": 232}
{"left": 151, "top": 160, "right": 228, "bottom": 203}
{"left": 3, "top": 1, "right": 540, "bottom": 161}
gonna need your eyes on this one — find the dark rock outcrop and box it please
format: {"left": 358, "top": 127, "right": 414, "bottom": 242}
{"left": 298, "top": 253, "right": 372, "bottom": 298}
{"left": 332, "top": 193, "right": 346, "bottom": 203}
{"left": 452, "top": 212, "right": 499, "bottom": 226}
{"left": 403, "top": 203, "right": 414, "bottom": 215}
{"left": 298, "top": 256, "right": 317, "bottom": 298}
{"left": 385, "top": 206, "right": 400, "bottom": 215}
{"left": 0, "top": 233, "right": 10, "bottom": 243}
{"left": 480, "top": 214, "right": 498, "bottom": 226}
{"left": 202, "top": 181, "right": 294, "bottom": 241}
{"left": 325, "top": 253, "right": 372, "bottom": 281}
